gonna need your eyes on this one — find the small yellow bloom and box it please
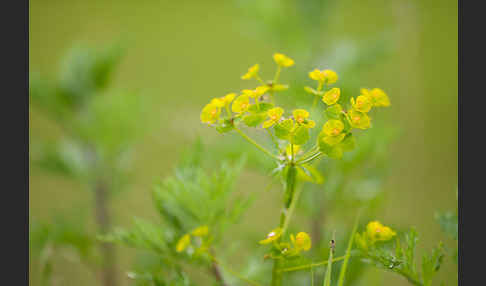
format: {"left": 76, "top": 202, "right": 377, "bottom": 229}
{"left": 232, "top": 94, "right": 251, "bottom": 114}
{"left": 309, "top": 69, "right": 323, "bottom": 82}
{"left": 263, "top": 107, "right": 284, "bottom": 128}
{"left": 291, "top": 232, "right": 312, "bottom": 251}
{"left": 292, "top": 109, "right": 315, "bottom": 128}
{"left": 323, "top": 87, "right": 341, "bottom": 105}
{"left": 241, "top": 64, "right": 260, "bottom": 80}
{"left": 259, "top": 228, "right": 282, "bottom": 244}
{"left": 366, "top": 221, "right": 396, "bottom": 243}
{"left": 322, "top": 69, "right": 338, "bottom": 84}
{"left": 351, "top": 95, "right": 372, "bottom": 113}
{"left": 362, "top": 88, "right": 390, "bottom": 107}
{"left": 222, "top": 93, "right": 236, "bottom": 105}
{"left": 176, "top": 234, "right": 191, "bottom": 253}
{"left": 200, "top": 103, "right": 221, "bottom": 124}
{"left": 191, "top": 225, "right": 209, "bottom": 236}
{"left": 322, "top": 119, "right": 345, "bottom": 146}
{"left": 309, "top": 69, "right": 338, "bottom": 84}
{"left": 273, "top": 53, "right": 294, "bottom": 67}
{"left": 348, "top": 109, "right": 371, "bottom": 130}
{"left": 323, "top": 119, "right": 344, "bottom": 137}
{"left": 255, "top": 85, "right": 270, "bottom": 96}
{"left": 293, "top": 109, "right": 309, "bottom": 124}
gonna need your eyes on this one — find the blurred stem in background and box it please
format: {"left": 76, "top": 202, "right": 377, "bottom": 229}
{"left": 30, "top": 43, "right": 146, "bottom": 286}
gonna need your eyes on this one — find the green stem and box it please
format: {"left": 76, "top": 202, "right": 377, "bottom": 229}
{"left": 279, "top": 256, "right": 346, "bottom": 273}
{"left": 271, "top": 164, "right": 297, "bottom": 286}
{"left": 234, "top": 127, "right": 280, "bottom": 160}
{"left": 274, "top": 66, "right": 281, "bottom": 84}
{"left": 267, "top": 129, "right": 280, "bottom": 150}
{"left": 337, "top": 211, "right": 362, "bottom": 286}
{"left": 296, "top": 151, "right": 323, "bottom": 165}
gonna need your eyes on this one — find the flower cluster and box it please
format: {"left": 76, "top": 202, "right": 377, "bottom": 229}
{"left": 355, "top": 221, "right": 396, "bottom": 251}
{"left": 200, "top": 52, "right": 390, "bottom": 162}
{"left": 260, "top": 227, "right": 312, "bottom": 258}
{"left": 175, "top": 225, "right": 210, "bottom": 255}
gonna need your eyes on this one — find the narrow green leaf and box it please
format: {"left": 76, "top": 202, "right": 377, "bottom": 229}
{"left": 337, "top": 211, "right": 361, "bottom": 286}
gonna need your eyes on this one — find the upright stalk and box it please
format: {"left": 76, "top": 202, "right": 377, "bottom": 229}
{"left": 271, "top": 162, "right": 297, "bottom": 286}
{"left": 94, "top": 180, "right": 117, "bottom": 286}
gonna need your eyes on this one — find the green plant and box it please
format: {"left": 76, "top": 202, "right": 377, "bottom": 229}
{"left": 199, "top": 52, "right": 390, "bottom": 285}
{"left": 106, "top": 52, "right": 455, "bottom": 286}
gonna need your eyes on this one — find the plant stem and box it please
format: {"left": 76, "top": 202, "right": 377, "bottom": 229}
{"left": 209, "top": 249, "right": 228, "bottom": 286}
{"left": 337, "top": 211, "right": 362, "bottom": 286}
{"left": 234, "top": 127, "right": 280, "bottom": 160}
{"left": 274, "top": 66, "right": 282, "bottom": 84}
{"left": 271, "top": 164, "right": 297, "bottom": 286}
{"left": 94, "top": 179, "right": 117, "bottom": 286}
{"left": 296, "top": 151, "right": 323, "bottom": 165}
{"left": 279, "top": 256, "right": 346, "bottom": 273}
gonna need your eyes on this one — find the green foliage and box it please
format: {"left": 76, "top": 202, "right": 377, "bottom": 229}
{"left": 103, "top": 141, "right": 252, "bottom": 285}
{"left": 355, "top": 225, "right": 444, "bottom": 286}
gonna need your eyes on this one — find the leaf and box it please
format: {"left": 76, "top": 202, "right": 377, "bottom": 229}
{"left": 216, "top": 118, "right": 234, "bottom": 133}
{"left": 340, "top": 133, "right": 356, "bottom": 151}
{"left": 248, "top": 102, "right": 274, "bottom": 113}
{"left": 243, "top": 113, "right": 267, "bottom": 127}
{"left": 297, "top": 164, "right": 324, "bottom": 184}
{"left": 337, "top": 211, "right": 361, "bottom": 286}
{"left": 323, "top": 244, "right": 334, "bottom": 286}
{"left": 274, "top": 119, "right": 294, "bottom": 140}
{"left": 325, "top": 104, "right": 343, "bottom": 119}
{"left": 292, "top": 126, "right": 310, "bottom": 145}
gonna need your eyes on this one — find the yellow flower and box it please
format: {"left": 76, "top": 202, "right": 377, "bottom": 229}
{"left": 309, "top": 69, "right": 338, "bottom": 84}
{"left": 176, "top": 234, "right": 191, "bottom": 253}
{"left": 273, "top": 53, "right": 294, "bottom": 67}
{"left": 259, "top": 228, "right": 282, "bottom": 244}
{"left": 309, "top": 69, "right": 323, "bottom": 81}
{"left": 241, "top": 64, "right": 260, "bottom": 80}
{"left": 322, "top": 119, "right": 345, "bottom": 146}
{"left": 291, "top": 232, "right": 312, "bottom": 251}
{"left": 210, "top": 93, "right": 235, "bottom": 109}
{"left": 322, "top": 69, "right": 338, "bottom": 84}
{"left": 322, "top": 87, "right": 341, "bottom": 105}
{"left": 348, "top": 109, "right": 371, "bottom": 130}
{"left": 365, "top": 221, "right": 396, "bottom": 243}
{"left": 263, "top": 107, "right": 284, "bottom": 128}
{"left": 231, "top": 94, "right": 251, "bottom": 114}
{"left": 361, "top": 88, "right": 390, "bottom": 107}
{"left": 191, "top": 225, "right": 209, "bottom": 237}
{"left": 242, "top": 86, "right": 269, "bottom": 98}
{"left": 351, "top": 95, "right": 372, "bottom": 113}
{"left": 200, "top": 103, "right": 221, "bottom": 124}
{"left": 293, "top": 109, "right": 315, "bottom": 128}
{"left": 255, "top": 85, "right": 270, "bottom": 96}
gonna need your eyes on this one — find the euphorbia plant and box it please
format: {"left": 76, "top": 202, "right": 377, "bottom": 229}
{"left": 199, "top": 52, "right": 390, "bottom": 285}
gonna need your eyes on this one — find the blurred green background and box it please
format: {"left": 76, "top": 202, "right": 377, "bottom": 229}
{"left": 29, "top": 0, "right": 457, "bottom": 285}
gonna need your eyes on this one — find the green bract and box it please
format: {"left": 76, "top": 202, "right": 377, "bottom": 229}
{"left": 326, "top": 104, "right": 343, "bottom": 119}
{"left": 232, "top": 94, "right": 250, "bottom": 113}
{"left": 348, "top": 109, "right": 371, "bottom": 129}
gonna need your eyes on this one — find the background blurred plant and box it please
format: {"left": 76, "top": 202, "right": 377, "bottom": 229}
{"left": 29, "top": 43, "right": 147, "bottom": 286}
